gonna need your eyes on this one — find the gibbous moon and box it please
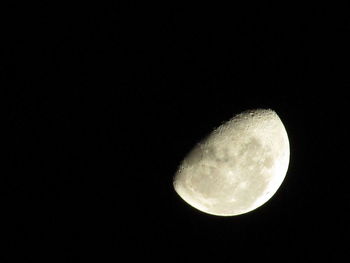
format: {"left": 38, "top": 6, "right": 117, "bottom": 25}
{"left": 173, "top": 109, "right": 290, "bottom": 216}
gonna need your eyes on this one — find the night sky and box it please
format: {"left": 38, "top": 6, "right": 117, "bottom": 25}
{"left": 4, "top": 2, "right": 350, "bottom": 262}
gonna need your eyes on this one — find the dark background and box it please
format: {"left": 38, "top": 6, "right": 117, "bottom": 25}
{"left": 3, "top": 2, "right": 350, "bottom": 262}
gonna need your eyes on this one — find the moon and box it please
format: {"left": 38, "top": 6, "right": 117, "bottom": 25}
{"left": 173, "top": 109, "right": 290, "bottom": 216}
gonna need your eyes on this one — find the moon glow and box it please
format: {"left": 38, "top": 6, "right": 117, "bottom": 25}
{"left": 173, "top": 109, "right": 290, "bottom": 216}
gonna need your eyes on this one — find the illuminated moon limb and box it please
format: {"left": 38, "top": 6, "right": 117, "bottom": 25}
{"left": 173, "top": 109, "right": 290, "bottom": 216}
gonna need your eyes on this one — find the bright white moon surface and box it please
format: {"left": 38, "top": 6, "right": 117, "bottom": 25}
{"left": 173, "top": 109, "right": 290, "bottom": 216}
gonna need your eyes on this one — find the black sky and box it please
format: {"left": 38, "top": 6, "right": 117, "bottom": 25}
{"left": 4, "top": 2, "right": 350, "bottom": 262}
